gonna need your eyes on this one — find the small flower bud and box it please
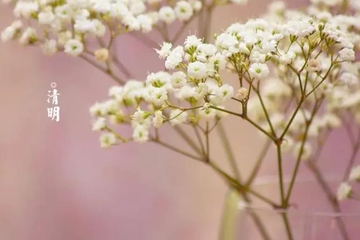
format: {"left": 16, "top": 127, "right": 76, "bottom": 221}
{"left": 236, "top": 87, "right": 249, "bottom": 101}
{"left": 94, "top": 48, "right": 109, "bottom": 62}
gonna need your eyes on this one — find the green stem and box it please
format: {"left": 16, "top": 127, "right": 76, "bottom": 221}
{"left": 246, "top": 139, "right": 272, "bottom": 186}
{"left": 276, "top": 143, "right": 285, "bottom": 205}
{"left": 217, "top": 120, "right": 242, "bottom": 182}
{"left": 150, "top": 138, "right": 203, "bottom": 162}
{"left": 280, "top": 213, "right": 294, "bottom": 240}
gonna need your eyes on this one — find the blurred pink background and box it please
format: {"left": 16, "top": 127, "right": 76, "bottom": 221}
{"left": 0, "top": 1, "right": 350, "bottom": 240}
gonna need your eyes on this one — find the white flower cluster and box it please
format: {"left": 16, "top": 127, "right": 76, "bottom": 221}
{"left": 1, "top": 0, "right": 249, "bottom": 57}
{"left": 90, "top": 36, "right": 235, "bottom": 146}
{"left": 0, "top": 0, "right": 207, "bottom": 56}
{"left": 90, "top": 0, "right": 360, "bottom": 149}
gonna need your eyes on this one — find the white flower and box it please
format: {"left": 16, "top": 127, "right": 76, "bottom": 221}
{"left": 210, "top": 84, "right": 234, "bottom": 105}
{"left": 184, "top": 35, "right": 202, "bottom": 50}
{"left": 41, "top": 39, "right": 57, "bottom": 56}
{"left": 153, "top": 110, "right": 164, "bottom": 128}
{"left": 93, "top": 1, "right": 111, "bottom": 13}
{"left": 349, "top": 165, "right": 360, "bottom": 182}
{"left": 146, "top": 71, "right": 171, "bottom": 88}
{"left": 156, "top": 42, "right": 172, "bottom": 59}
{"left": 171, "top": 71, "right": 187, "bottom": 88}
{"left": 129, "top": 1, "right": 146, "bottom": 15}
{"left": 218, "top": 84, "right": 234, "bottom": 101}
{"left": 148, "top": 87, "right": 168, "bottom": 106}
{"left": 187, "top": 61, "right": 207, "bottom": 79}
{"left": 338, "top": 48, "right": 355, "bottom": 62}
{"left": 122, "top": 14, "right": 140, "bottom": 31}
{"left": 190, "top": 0, "right": 202, "bottom": 11}
{"left": 38, "top": 11, "right": 55, "bottom": 25}
{"left": 199, "top": 107, "right": 217, "bottom": 119}
{"left": 165, "top": 46, "right": 184, "bottom": 69}
{"left": 137, "top": 14, "right": 153, "bottom": 33}
{"left": 92, "top": 117, "right": 106, "bottom": 131}
{"left": 74, "top": 19, "right": 105, "bottom": 36}
{"left": 13, "top": 1, "right": 39, "bottom": 18}
{"left": 174, "top": 1, "right": 193, "bottom": 21}
{"left": 64, "top": 39, "right": 84, "bottom": 57}
{"left": 132, "top": 125, "right": 150, "bottom": 143}
{"left": 159, "top": 6, "right": 176, "bottom": 24}
{"left": 19, "top": 27, "right": 36, "bottom": 45}
{"left": 215, "top": 33, "right": 238, "bottom": 57}
{"left": 89, "top": 102, "right": 103, "bottom": 117}
{"left": 337, "top": 182, "right": 352, "bottom": 201}
{"left": 100, "top": 132, "right": 117, "bottom": 148}
{"left": 1, "top": 26, "right": 17, "bottom": 42}
{"left": 249, "top": 63, "right": 270, "bottom": 80}
{"left": 169, "top": 109, "right": 188, "bottom": 126}
{"left": 131, "top": 108, "right": 151, "bottom": 128}
{"left": 279, "top": 52, "right": 296, "bottom": 65}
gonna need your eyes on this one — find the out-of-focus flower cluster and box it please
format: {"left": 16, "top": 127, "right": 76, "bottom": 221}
{"left": 1, "top": 0, "right": 247, "bottom": 57}
{"left": 338, "top": 165, "right": 360, "bottom": 201}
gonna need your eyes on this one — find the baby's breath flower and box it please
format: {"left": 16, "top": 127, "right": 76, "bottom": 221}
{"left": 184, "top": 35, "right": 202, "bottom": 50}
{"left": 174, "top": 1, "right": 193, "bottom": 21}
{"left": 131, "top": 108, "right": 152, "bottom": 128}
{"left": 100, "top": 132, "right": 117, "bottom": 148}
{"left": 156, "top": 42, "right": 172, "bottom": 59}
{"left": 132, "top": 125, "right": 150, "bottom": 143}
{"left": 187, "top": 61, "right": 208, "bottom": 79}
{"left": 249, "top": 63, "right": 270, "bottom": 80}
{"left": 279, "top": 52, "right": 296, "bottom": 65}
{"left": 92, "top": 117, "right": 106, "bottom": 131}
{"left": 38, "top": 11, "right": 55, "bottom": 25}
{"left": 159, "top": 6, "right": 176, "bottom": 24}
{"left": 165, "top": 46, "right": 184, "bottom": 69}
{"left": 19, "top": 27, "right": 36, "bottom": 45}
{"left": 170, "top": 71, "right": 187, "bottom": 88}
{"left": 349, "top": 165, "right": 360, "bottom": 182}
{"left": 64, "top": 39, "right": 84, "bottom": 57}
{"left": 153, "top": 110, "right": 164, "bottom": 128}
{"left": 1, "top": 26, "right": 17, "bottom": 42}
{"left": 337, "top": 182, "right": 352, "bottom": 201}
{"left": 199, "top": 107, "right": 217, "bottom": 119}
